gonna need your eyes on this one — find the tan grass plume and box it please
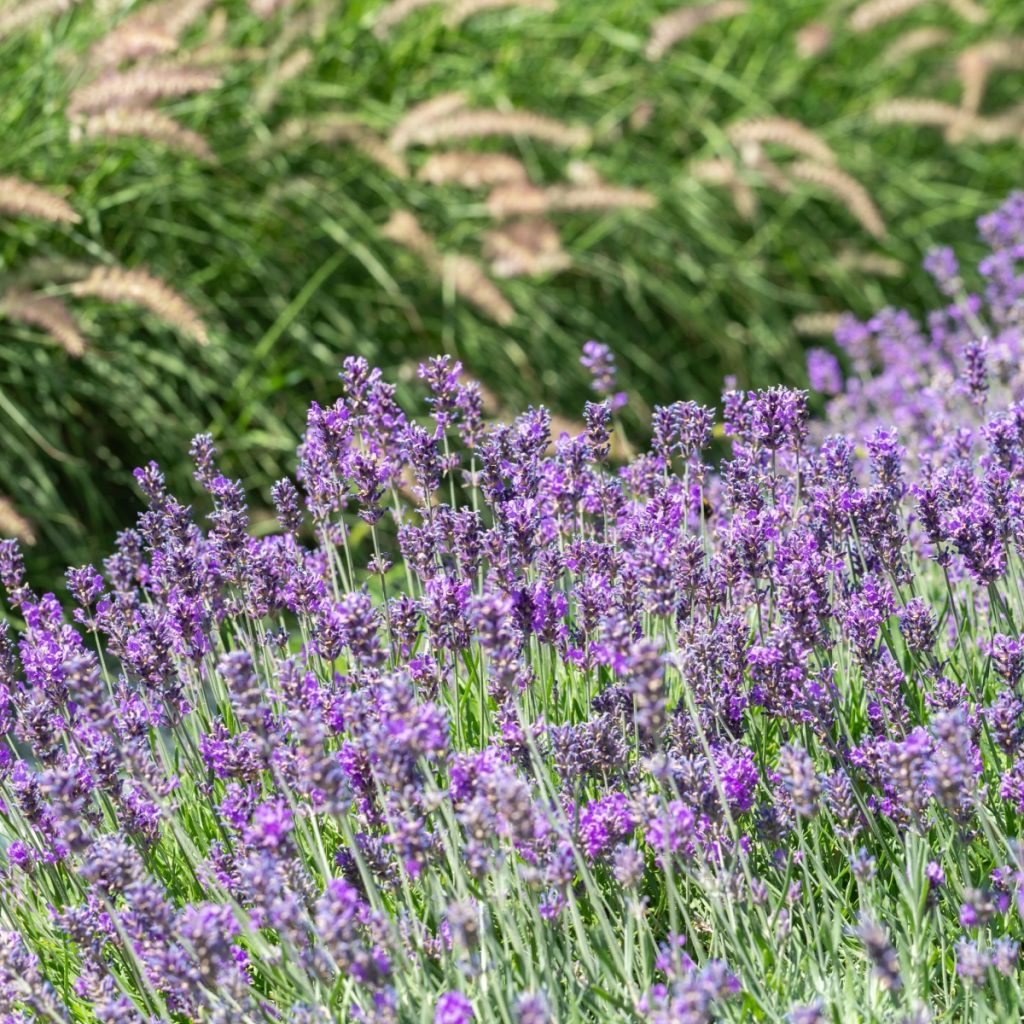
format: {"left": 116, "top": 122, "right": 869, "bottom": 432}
{"left": 1, "top": 289, "right": 87, "bottom": 357}
{"left": 945, "top": 0, "right": 987, "bottom": 23}
{"left": 853, "top": 0, "right": 986, "bottom": 32}
{"left": 73, "top": 109, "right": 214, "bottom": 160}
{"left": 836, "top": 248, "right": 904, "bottom": 277}
{"left": 68, "top": 65, "right": 222, "bottom": 116}
{"left": 873, "top": 98, "right": 962, "bottom": 126}
{"left": 486, "top": 182, "right": 655, "bottom": 218}
{"left": 265, "top": 5, "right": 318, "bottom": 57}
{"left": 8, "top": 257, "right": 92, "bottom": 288}
{"left": 565, "top": 160, "right": 605, "bottom": 186}
{"left": 0, "top": 0, "right": 75, "bottom": 40}
{"left": 792, "top": 312, "right": 842, "bottom": 337}
{"left": 483, "top": 218, "right": 570, "bottom": 277}
{"left": 0, "top": 497, "right": 35, "bottom": 546}
{"left": 443, "top": 255, "right": 516, "bottom": 324}
{"left": 795, "top": 21, "right": 831, "bottom": 59}
{"left": 690, "top": 157, "right": 737, "bottom": 186}
{"left": 736, "top": 145, "right": 793, "bottom": 195}
{"left": 417, "top": 151, "right": 528, "bottom": 188}
{"left": 690, "top": 158, "right": 758, "bottom": 219}
{"left": 629, "top": 100, "right": 655, "bottom": 131}
{"left": 382, "top": 211, "right": 515, "bottom": 324}
{"left": 957, "top": 47, "right": 990, "bottom": 117}
{"left": 849, "top": 0, "right": 929, "bottom": 33}
{"left": 872, "top": 95, "right": 1021, "bottom": 146}
{"left": 788, "top": 161, "right": 886, "bottom": 238}
{"left": 90, "top": 24, "right": 178, "bottom": 68}
{"left": 142, "top": 0, "right": 217, "bottom": 38}
{"left": 394, "top": 107, "right": 590, "bottom": 149}
{"left": 962, "top": 38, "right": 1024, "bottom": 69}
{"left": 946, "top": 105, "right": 1024, "bottom": 144}
{"left": 0, "top": 176, "right": 80, "bottom": 224}
{"left": 484, "top": 184, "right": 548, "bottom": 218}
{"left": 727, "top": 117, "right": 836, "bottom": 164}
{"left": 254, "top": 48, "right": 313, "bottom": 113}
{"left": 90, "top": 0, "right": 214, "bottom": 66}
{"left": 382, "top": 209, "right": 436, "bottom": 259}
{"left": 445, "top": 0, "right": 556, "bottom": 28}
{"left": 70, "top": 267, "right": 209, "bottom": 345}
{"left": 952, "top": 40, "right": 1024, "bottom": 134}
{"left": 204, "top": 6, "right": 229, "bottom": 42}
{"left": 729, "top": 182, "right": 758, "bottom": 219}
{"left": 389, "top": 92, "right": 469, "bottom": 150}
{"left": 250, "top": 0, "right": 299, "bottom": 17}
{"left": 307, "top": 0, "right": 333, "bottom": 39}
{"left": 276, "top": 116, "right": 409, "bottom": 177}
{"left": 646, "top": 1, "right": 748, "bottom": 61}
{"left": 880, "top": 27, "right": 951, "bottom": 66}
{"left": 373, "top": 0, "right": 442, "bottom": 38}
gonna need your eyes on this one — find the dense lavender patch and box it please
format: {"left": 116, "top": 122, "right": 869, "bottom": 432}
{"left": 4, "top": 196, "right": 1024, "bottom": 1022}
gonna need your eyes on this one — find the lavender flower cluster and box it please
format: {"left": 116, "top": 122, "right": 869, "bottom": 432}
{"left": 4, "top": 196, "right": 1024, "bottom": 1023}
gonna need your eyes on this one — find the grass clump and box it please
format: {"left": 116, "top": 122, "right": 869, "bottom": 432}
{"left": 2, "top": 0, "right": 1024, "bottom": 589}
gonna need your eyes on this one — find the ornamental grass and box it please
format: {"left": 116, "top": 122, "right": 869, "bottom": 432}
{"left": 4, "top": 194, "right": 1024, "bottom": 1021}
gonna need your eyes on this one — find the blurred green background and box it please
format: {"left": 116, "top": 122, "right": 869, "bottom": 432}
{"left": 2, "top": 0, "right": 1022, "bottom": 585}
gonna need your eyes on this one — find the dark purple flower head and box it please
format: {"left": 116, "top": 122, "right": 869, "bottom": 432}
{"left": 866, "top": 428, "right": 906, "bottom": 500}
{"left": 962, "top": 337, "right": 989, "bottom": 408}
{"left": 897, "top": 598, "right": 936, "bottom": 656}
{"left": 723, "top": 386, "right": 809, "bottom": 452}
{"left": 580, "top": 341, "right": 627, "bottom": 409}
{"left": 189, "top": 433, "right": 219, "bottom": 490}
{"left": 713, "top": 744, "right": 759, "bottom": 815}
{"left": 271, "top": 477, "right": 304, "bottom": 534}
{"left": 0, "top": 539, "right": 31, "bottom": 608}
{"left": 244, "top": 800, "right": 293, "bottom": 850}
{"left": 778, "top": 745, "right": 820, "bottom": 819}
{"left": 6, "top": 841, "right": 34, "bottom": 872}
{"left": 583, "top": 401, "right": 612, "bottom": 463}
{"left": 419, "top": 355, "right": 464, "bottom": 429}
{"left": 943, "top": 497, "right": 1005, "bottom": 584}
{"left": 984, "top": 634, "right": 1024, "bottom": 686}
{"left": 652, "top": 402, "right": 714, "bottom": 461}
{"left": 339, "top": 355, "right": 377, "bottom": 411}
{"left": 645, "top": 800, "right": 695, "bottom": 864}
{"left": 578, "top": 792, "right": 636, "bottom": 859}
{"left": 455, "top": 380, "right": 486, "bottom": 449}
{"left": 65, "top": 565, "right": 103, "bottom": 609}
{"left": 178, "top": 901, "right": 242, "bottom": 983}
{"left": 612, "top": 845, "right": 645, "bottom": 888}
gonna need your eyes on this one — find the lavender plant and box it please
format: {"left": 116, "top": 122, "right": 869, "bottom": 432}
{"left": 6, "top": 193, "right": 1024, "bottom": 1022}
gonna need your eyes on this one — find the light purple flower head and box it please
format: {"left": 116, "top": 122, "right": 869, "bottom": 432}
{"left": 435, "top": 991, "right": 474, "bottom": 1024}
